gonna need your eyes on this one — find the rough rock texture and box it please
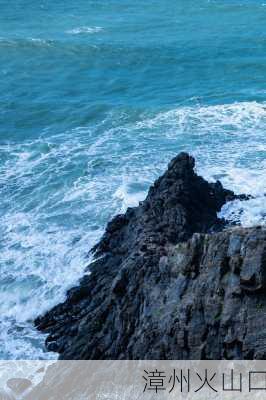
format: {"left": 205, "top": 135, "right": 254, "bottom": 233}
{"left": 35, "top": 152, "right": 266, "bottom": 359}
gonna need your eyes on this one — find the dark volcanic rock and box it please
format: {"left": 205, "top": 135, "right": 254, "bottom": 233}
{"left": 35, "top": 152, "right": 266, "bottom": 360}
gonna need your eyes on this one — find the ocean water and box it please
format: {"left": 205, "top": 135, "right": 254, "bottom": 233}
{"left": 0, "top": 0, "right": 266, "bottom": 359}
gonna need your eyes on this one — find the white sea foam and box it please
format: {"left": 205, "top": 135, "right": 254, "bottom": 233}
{"left": 114, "top": 181, "right": 147, "bottom": 213}
{"left": 136, "top": 101, "right": 266, "bottom": 135}
{"left": 219, "top": 196, "right": 266, "bottom": 227}
{"left": 66, "top": 26, "right": 103, "bottom": 35}
{"left": 0, "top": 138, "right": 105, "bottom": 358}
{"left": 107, "top": 101, "right": 266, "bottom": 226}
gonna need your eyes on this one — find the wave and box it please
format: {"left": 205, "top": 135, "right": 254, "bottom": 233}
{"left": 66, "top": 26, "right": 104, "bottom": 35}
{"left": 0, "top": 37, "right": 54, "bottom": 49}
{"left": 136, "top": 101, "right": 266, "bottom": 135}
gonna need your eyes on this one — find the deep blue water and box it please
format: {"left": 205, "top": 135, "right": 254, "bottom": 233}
{"left": 0, "top": 0, "right": 266, "bottom": 358}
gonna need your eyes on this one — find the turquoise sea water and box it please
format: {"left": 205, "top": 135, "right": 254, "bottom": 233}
{"left": 0, "top": 0, "right": 266, "bottom": 359}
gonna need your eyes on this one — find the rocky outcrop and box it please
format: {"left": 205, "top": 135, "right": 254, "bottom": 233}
{"left": 35, "top": 152, "right": 266, "bottom": 359}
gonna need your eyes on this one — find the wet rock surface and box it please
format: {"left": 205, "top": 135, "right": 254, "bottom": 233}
{"left": 35, "top": 152, "right": 266, "bottom": 359}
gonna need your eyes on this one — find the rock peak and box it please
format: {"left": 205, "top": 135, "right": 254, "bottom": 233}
{"left": 167, "top": 152, "right": 195, "bottom": 174}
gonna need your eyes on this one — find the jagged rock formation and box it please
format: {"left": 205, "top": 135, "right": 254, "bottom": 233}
{"left": 35, "top": 153, "right": 266, "bottom": 359}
